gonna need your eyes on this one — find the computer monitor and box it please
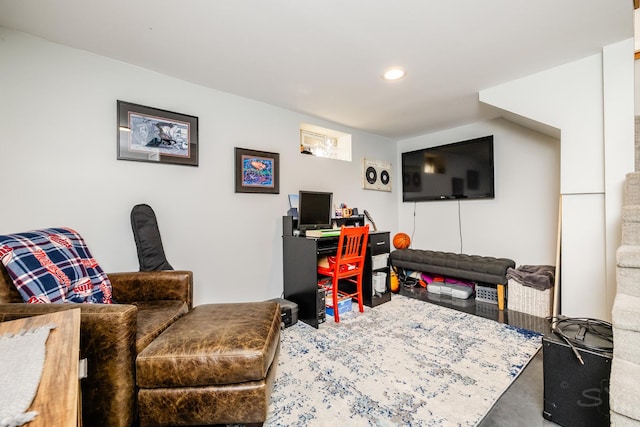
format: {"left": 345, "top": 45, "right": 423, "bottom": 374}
{"left": 297, "top": 191, "right": 333, "bottom": 231}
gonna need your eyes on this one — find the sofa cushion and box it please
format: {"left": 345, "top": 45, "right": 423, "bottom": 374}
{"left": 133, "top": 300, "right": 189, "bottom": 354}
{"left": 136, "top": 302, "right": 281, "bottom": 388}
{"left": 0, "top": 228, "right": 113, "bottom": 304}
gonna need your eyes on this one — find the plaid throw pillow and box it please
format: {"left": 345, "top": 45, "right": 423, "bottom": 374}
{"left": 0, "top": 228, "right": 113, "bottom": 304}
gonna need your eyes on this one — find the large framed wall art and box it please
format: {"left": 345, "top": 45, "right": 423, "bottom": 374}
{"left": 117, "top": 100, "right": 199, "bottom": 166}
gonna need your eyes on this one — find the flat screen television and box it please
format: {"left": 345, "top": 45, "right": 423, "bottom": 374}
{"left": 401, "top": 135, "right": 494, "bottom": 202}
{"left": 297, "top": 190, "right": 333, "bottom": 231}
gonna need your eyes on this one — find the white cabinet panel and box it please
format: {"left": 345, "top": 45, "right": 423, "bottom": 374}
{"left": 560, "top": 194, "right": 607, "bottom": 319}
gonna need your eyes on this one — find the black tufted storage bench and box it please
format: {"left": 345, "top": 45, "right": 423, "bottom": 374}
{"left": 389, "top": 249, "right": 515, "bottom": 309}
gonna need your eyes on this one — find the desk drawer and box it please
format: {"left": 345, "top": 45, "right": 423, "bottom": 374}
{"left": 369, "top": 232, "right": 390, "bottom": 255}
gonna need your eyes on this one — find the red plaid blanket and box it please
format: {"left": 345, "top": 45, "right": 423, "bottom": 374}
{"left": 0, "top": 227, "right": 112, "bottom": 304}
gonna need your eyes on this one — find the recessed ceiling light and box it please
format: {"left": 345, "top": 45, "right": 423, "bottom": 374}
{"left": 383, "top": 68, "right": 406, "bottom": 81}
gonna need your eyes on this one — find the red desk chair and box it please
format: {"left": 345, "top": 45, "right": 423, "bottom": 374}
{"left": 317, "top": 225, "right": 369, "bottom": 322}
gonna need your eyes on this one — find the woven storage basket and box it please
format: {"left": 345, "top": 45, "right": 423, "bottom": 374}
{"left": 507, "top": 279, "right": 553, "bottom": 317}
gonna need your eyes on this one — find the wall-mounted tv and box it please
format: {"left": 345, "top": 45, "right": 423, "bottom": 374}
{"left": 297, "top": 190, "right": 333, "bottom": 231}
{"left": 401, "top": 135, "right": 494, "bottom": 202}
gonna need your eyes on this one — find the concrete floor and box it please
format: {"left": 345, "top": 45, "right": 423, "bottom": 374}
{"left": 479, "top": 349, "right": 557, "bottom": 427}
{"left": 399, "top": 285, "right": 558, "bottom": 426}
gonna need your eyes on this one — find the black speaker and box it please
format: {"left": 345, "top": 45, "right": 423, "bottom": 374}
{"left": 282, "top": 215, "right": 295, "bottom": 236}
{"left": 543, "top": 332, "right": 612, "bottom": 427}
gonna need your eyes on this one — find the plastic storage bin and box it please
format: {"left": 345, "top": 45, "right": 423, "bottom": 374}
{"left": 426, "top": 282, "right": 473, "bottom": 299}
{"left": 475, "top": 284, "right": 498, "bottom": 304}
{"left": 325, "top": 292, "right": 352, "bottom": 317}
{"left": 372, "top": 272, "right": 387, "bottom": 294}
{"left": 371, "top": 253, "right": 389, "bottom": 270}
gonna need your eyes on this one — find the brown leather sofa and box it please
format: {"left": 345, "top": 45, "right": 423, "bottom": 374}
{"left": 0, "top": 265, "right": 193, "bottom": 427}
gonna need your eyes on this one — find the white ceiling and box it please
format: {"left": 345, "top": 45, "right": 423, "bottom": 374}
{"left": 0, "top": 0, "right": 633, "bottom": 139}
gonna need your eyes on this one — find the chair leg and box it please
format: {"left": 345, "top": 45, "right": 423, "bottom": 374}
{"left": 357, "top": 276, "right": 364, "bottom": 313}
{"left": 332, "top": 280, "right": 340, "bottom": 323}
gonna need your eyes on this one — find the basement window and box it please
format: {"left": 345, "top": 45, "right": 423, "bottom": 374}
{"left": 300, "top": 124, "right": 352, "bottom": 161}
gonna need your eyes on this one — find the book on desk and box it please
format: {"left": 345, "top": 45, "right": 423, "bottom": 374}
{"left": 305, "top": 229, "right": 342, "bottom": 238}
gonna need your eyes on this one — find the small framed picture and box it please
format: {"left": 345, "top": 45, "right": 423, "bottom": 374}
{"left": 117, "top": 100, "right": 198, "bottom": 166}
{"left": 234, "top": 147, "right": 280, "bottom": 194}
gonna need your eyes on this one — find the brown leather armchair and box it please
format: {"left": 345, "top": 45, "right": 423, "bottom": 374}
{"left": 0, "top": 266, "right": 193, "bottom": 427}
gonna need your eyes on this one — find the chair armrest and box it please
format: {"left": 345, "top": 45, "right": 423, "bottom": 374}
{"left": 0, "top": 303, "right": 138, "bottom": 427}
{"left": 108, "top": 270, "right": 193, "bottom": 310}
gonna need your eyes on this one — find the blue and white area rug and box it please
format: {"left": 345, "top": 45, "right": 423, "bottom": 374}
{"left": 266, "top": 294, "right": 541, "bottom": 426}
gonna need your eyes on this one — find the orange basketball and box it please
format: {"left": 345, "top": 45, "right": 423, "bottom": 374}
{"left": 393, "top": 232, "right": 411, "bottom": 249}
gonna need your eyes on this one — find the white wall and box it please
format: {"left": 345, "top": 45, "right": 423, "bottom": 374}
{"left": 2, "top": 27, "right": 633, "bottom": 316}
{"left": 603, "top": 40, "right": 636, "bottom": 318}
{"left": 480, "top": 39, "right": 635, "bottom": 320}
{"left": 635, "top": 59, "right": 640, "bottom": 113}
{"left": 0, "top": 28, "right": 398, "bottom": 305}
{"left": 397, "top": 119, "right": 560, "bottom": 266}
